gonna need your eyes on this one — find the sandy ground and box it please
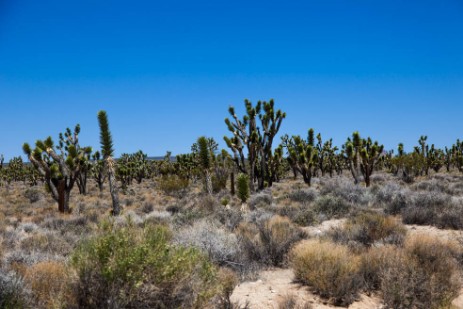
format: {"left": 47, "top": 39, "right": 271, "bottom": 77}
{"left": 230, "top": 268, "right": 382, "bottom": 309}
{"left": 231, "top": 219, "right": 463, "bottom": 308}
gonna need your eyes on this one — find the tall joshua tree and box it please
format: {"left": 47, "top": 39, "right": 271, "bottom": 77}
{"left": 97, "top": 110, "right": 120, "bottom": 216}
{"left": 224, "top": 99, "right": 285, "bottom": 192}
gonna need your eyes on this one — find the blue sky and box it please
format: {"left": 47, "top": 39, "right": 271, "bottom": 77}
{"left": 1, "top": 0, "right": 463, "bottom": 160}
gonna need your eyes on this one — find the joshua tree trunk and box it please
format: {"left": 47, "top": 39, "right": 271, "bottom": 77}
{"left": 106, "top": 157, "right": 120, "bottom": 215}
{"left": 205, "top": 170, "right": 213, "bottom": 195}
{"left": 56, "top": 179, "right": 71, "bottom": 213}
{"left": 76, "top": 171, "right": 88, "bottom": 195}
{"left": 230, "top": 171, "right": 235, "bottom": 195}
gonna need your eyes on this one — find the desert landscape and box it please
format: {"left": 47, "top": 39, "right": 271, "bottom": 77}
{"left": 2, "top": 102, "right": 463, "bottom": 308}
{"left": 2, "top": 1, "right": 462, "bottom": 308}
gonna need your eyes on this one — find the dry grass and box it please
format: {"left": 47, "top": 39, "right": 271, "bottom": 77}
{"left": 380, "top": 235, "right": 461, "bottom": 309}
{"left": 24, "top": 261, "right": 76, "bottom": 309}
{"left": 330, "top": 211, "right": 407, "bottom": 249}
{"left": 290, "top": 239, "right": 362, "bottom": 306}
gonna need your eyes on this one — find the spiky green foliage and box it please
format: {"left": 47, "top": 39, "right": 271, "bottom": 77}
{"left": 237, "top": 173, "right": 250, "bottom": 203}
{"left": 97, "top": 110, "right": 120, "bottom": 215}
{"left": 196, "top": 136, "right": 213, "bottom": 194}
{"left": 197, "top": 136, "right": 212, "bottom": 170}
{"left": 97, "top": 110, "right": 114, "bottom": 158}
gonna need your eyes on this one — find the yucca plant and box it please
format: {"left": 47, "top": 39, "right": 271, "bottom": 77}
{"left": 197, "top": 136, "right": 213, "bottom": 195}
{"left": 98, "top": 110, "right": 120, "bottom": 215}
{"left": 237, "top": 173, "right": 250, "bottom": 203}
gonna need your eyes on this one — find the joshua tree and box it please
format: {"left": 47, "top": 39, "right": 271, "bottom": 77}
{"left": 224, "top": 99, "right": 285, "bottom": 192}
{"left": 23, "top": 125, "right": 91, "bottom": 212}
{"left": 224, "top": 100, "right": 259, "bottom": 192}
{"left": 444, "top": 146, "right": 452, "bottom": 172}
{"left": 197, "top": 136, "right": 213, "bottom": 195}
{"left": 91, "top": 151, "right": 106, "bottom": 192}
{"left": 344, "top": 132, "right": 383, "bottom": 187}
{"left": 256, "top": 99, "right": 286, "bottom": 189}
{"left": 284, "top": 129, "right": 318, "bottom": 186}
{"left": 57, "top": 125, "right": 92, "bottom": 195}
{"left": 97, "top": 110, "right": 120, "bottom": 216}
{"left": 315, "top": 133, "right": 338, "bottom": 177}
{"left": 7, "top": 156, "right": 26, "bottom": 182}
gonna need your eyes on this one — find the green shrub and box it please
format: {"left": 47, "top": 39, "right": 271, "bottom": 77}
{"left": 237, "top": 173, "right": 250, "bottom": 203}
{"left": 71, "top": 221, "right": 222, "bottom": 309}
{"left": 157, "top": 175, "right": 189, "bottom": 197}
{"left": 237, "top": 216, "right": 305, "bottom": 267}
{"left": 313, "top": 194, "right": 350, "bottom": 219}
{"left": 24, "top": 188, "right": 41, "bottom": 203}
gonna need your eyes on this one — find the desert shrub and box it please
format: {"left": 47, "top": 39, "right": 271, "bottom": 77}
{"left": 358, "top": 246, "right": 399, "bottom": 291}
{"left": 277, "top": 294, "right": 312, "bottom": 309}
{"left": 320, "top": 177, "right": 368, "bottom": 205}
{"left": 20, "top": 232, "right": 73, "bottom": 256}
{"left": 290, "top": 240, "right": 362, "bottom": 306}
{"left": 287, "top": 188, "right": 317, "bottom": 205}
{"left": 140, "top": 201, "right": 154, "bottom": 214}
{"left": 16, "top": 222, "right": 39, "bottom": 234}
{"left": 375, "top": 182, "right": 411, "bottom": 215}
{"left": 24, "top": 261, "right": 74, "bottom": 309}
{"left": 412, "top": 178, "right": 448, "bottom": 193}
{"left": 3, "top": 249, "right": 65, "bottom": 269}
{"left": 330, "top": 211, "right": 406, "bottom": 248}
{"left": 369, "top": 172, "right": 392, "bottom": 184}
{"left": 401, "top": 191, "right": 461, "bottom": 228}
{"left": 277, "top": 204, "right": 317, "bottom": 227}
{"left": 312, "top": 195, "right": 351, "bottom": 219}
{"left": 172, "top": 207, "right": 208, "bottom": 226}
{"left": 71, "top": 221, "right": 222, "bottom": 309}
{"left": 213, "top": 267, "right": 239, "bottom": 309}
{"left": 24, "top": 188, "right": 41, "bottom": 203}
{"left": 41, "top": 216, "right": 90, "bottom": 235}
{"left": 237, "top": 216, "right": 305, "bottom": 267}
{"left": 212, "top": 174, "right": 228, "bottom": 193}
{"left": 166, "top": 203, "right": 181, "bottom": 214}
{"left": 0, "top": 269, "right": 30, "bottom": 309}
{"left": 196, "top": 194, "right": 220, "bottom": 212}
{"left": 157, "top": 175, "right": 189, "bottom": 197}
{"left": 174, "top": 219, "right": 241, "bottom": 267}
{"left": 438, "top": 206, "right": 463, "bottom": 229}
{"left": 248, "top": 192, "right": 272, "bottom": 210}
{"left": 213, "top": 207, "right": 243, "bottom": 231}
{"left": 380, "top": 235, "right": 461, "bottom": 309}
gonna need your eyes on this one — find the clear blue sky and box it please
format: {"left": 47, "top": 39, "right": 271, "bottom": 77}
{"left": 1, "top": 0, "right": 463, "bottom": 160}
